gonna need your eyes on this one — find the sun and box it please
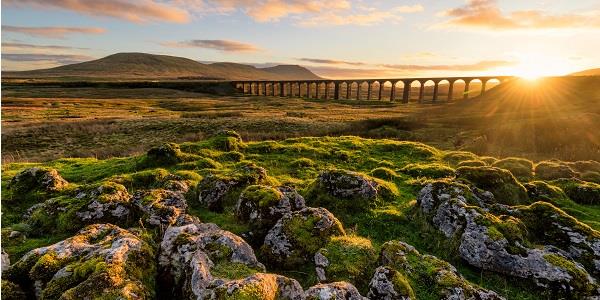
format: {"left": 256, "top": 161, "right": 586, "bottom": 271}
{"left": 508, "top": 53, "right": 572, "bottom": 80}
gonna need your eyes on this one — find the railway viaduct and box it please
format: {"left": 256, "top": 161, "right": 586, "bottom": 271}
{"left": 234, "top": 76, "right": 514, "bottom": 102}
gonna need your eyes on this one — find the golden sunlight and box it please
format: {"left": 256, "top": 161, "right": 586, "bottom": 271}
{"left": 509, "top": 53, "right": 573, "bottom": 80}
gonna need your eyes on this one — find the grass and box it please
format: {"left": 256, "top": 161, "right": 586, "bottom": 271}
{"left": 3, "top": 76, "right": 599, "bottom": 163}
{"left": 3, "top": 133, "right": 599, "bottom": 299}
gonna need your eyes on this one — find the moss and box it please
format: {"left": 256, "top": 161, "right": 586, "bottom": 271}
{"left": 373, "top": 140, "right": 440, "bottom": 160}
{"left": 29, "top": 251, "right": 71, "bottom": 282}
{"left": 580, "top": 171, "right": 600, "bottom": 184}
{"left": 442, "top": 151, "right": 479, "bottom": 166}
{"left": 143, "top": 142, "right": 198, "bottom": 167}
{"left": 318, "top": 235, "right": 377, "bottom": 289}
{"left": 492, "top": 157, "right": 534, "bottom": 181}
{"left": 389, "top": 268, "right": 416, "bottom": 299}
{"left": 370, "top": 167, "right": 398, "bottom": 180}
{"left": 218, "top": 151, "right": 245, "bottom": 162}
{"left": 523, "top": 181, "right": 567, "bottom": 202}
{"left": 112, "top": 168, "right": 169, "bottom": 189}
{"left": 567, "top": 160, "right": 600, "bottom": 174}
{"left": 400, "top": 163, "right": 455, "bottom": 179}
{"left": 544, "top": 254, "right": 596, "bottom": 296}
{"left": 456, "top": 166, "right": 529, "bottom": 205}
{"left": 480, "top": 156, "right": 499, "bottom": 165}
{"left": 174, "top": 170, "right": 203, "bottom": 182}
{"left": 553, "top": 179, "right": 600, "bottom": 205}
{"left": 211, "top": 262, "right": 259, "bottom": 280}
{"left": 486, "top": 226, "right": 504, "bottom": 241}
{"left": 457, "top": 160, "right": 486, "bottom": 167}
{"left": 535, "top": 160, "right": 578, "bottom": 180}
{"left": 195, "top": 157, "right": 223, "bottom": 169}
{"left": 1, "top": 280, "right": 27, "bottom": 300}
{"left": 208, "top": 130, "right": 245, "bottom": 152}
{"left": 289, "top": 157, "right": 316, "bottom": 168}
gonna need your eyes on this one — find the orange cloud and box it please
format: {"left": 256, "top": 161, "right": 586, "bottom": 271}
{"left": 297, "top": 58, "right": 366, "bottom": 66}
{"left": 3, "top": 0, "right": 189, "bottom": 23}
{"left": 439, "top": 0, "right": 600, "bottom": 30}
{"left": 381, "top": 60, "right": 516, "bottom": 71}
{"left": 161, "top": 39, "right": 260, "bottom": 52}
{"left": 2, "top": 25, "right": 106, "bottom": 38}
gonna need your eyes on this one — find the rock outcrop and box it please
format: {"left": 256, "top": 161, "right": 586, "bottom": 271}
{"left": 8, "top": 167, "right": 68, "bottom": 194}
{"left": 132, "top": 188, "right": 188, "bottom": 226}
{"left": 417, "top": 181, "right": 600, "bottom": 298}
{"left": 3, "top": 224, "right": 156, "bottom": 299}
{"left": 211, "top": 273, "right": 304, "bottom": 300}
{"left": 262, "top": 207, "right": 345, "bottom": 268}
{"left": 305, "top": 281, "right": 365, "bottom": 300}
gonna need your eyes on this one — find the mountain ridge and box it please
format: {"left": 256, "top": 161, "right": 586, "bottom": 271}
{"left": 2, "top": 52, "right": 323, "bottom": 80}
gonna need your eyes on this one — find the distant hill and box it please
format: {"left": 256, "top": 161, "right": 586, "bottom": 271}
{"left": 570, "top": 68, "right": 600, "bottom": 76}
{"left": 2, "top": 52, "right": 322, "bottom": 80}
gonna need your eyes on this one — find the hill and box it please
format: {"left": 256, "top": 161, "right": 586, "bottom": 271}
{"left": 570, "top": 68, "right": 600, "bottom": 76}
{"left": 2, "top": 52, "right": 323, "bottom": 80}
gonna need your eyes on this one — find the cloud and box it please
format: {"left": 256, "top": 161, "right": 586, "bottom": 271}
{"left": 3, "top": 0, "right": 189, "bottom": 23}
{"left": 438, "top": 0, "right": 600, "bottom": 30}
{"left": 297, "top": 4, "right": 423, "bottom": 27}
{"left": 161, "top": 39, "right": 260, "bottom": 52}
{"left": 380, "top": 60, "right": 516, "bottom": 71}
{"left": 3, "top": 53, "right": 94, "bottom": 64}
{"left": 2, "top": 42, "right": 89, "bottom": 51}
{"left": 297, "top": 58, "right": 366, "bottom": 66}
{"left": 2, "top": 25, "right": 106, "bottom": 38}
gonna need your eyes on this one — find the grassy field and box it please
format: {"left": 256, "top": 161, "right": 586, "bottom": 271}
{"left": 2, "top": 76, "right": 599, "bottom": 163}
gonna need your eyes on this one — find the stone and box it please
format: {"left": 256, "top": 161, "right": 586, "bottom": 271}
{"left": 8, "top": 167, "right": 68, "bottom": 194}
{"left": 304, "top": 281, "right": 365, "bottom": 300}
{"left": 132, "top": 189, "right": 188, "bottom": 226}
{"left": 3, "top": 224, "right": 156, "bottom": 299}
{"left": 455, "top": 166, "right": 529, "bottom": 205}
{"left": 261, "top": 207, "right": 345, "bottom": 268}
{"left": 417, "top": 182, "right": 600, "bottom": 297}
{"left": 210, "top": 273, "right": 304, "bottom": 300}
{"left": 1, "top": 249, "right": 10, "bottom": 274}
{"left": 159, "top": 221, "right": 265, "bottom": 299}
{"left": 367, "top": 266, "right": 414, "bottom": 300}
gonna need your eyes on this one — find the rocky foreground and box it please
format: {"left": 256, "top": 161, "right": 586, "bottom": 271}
{"left": 1, "top": 131, "right": 599, "bottom": 299}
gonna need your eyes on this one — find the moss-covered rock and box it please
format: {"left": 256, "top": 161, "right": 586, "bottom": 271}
{"left": 7, "top": 167, "right": 68, "bottom": 196}
{"left": 209, "top": 130, "right": 245, "bottom": 152}
{"left": 261, "top": 207, "right": 345, "bottom": 268}
{"left": 159, "top": 221, "right": 266, "bottom": 299}
{"left": 289, "top": 157, "right": 316, "bottom": 168}
{"left": 314, "top": 235, "right": 376, "bottom": 290}
{"left": 399, "top": 163, "right": 455, "bottom": 179}
{"left": 552, "top": 178, "right": 600, "bottom": 205}
{"left": 370, "top": 167, "right": 398, "bottom": 181}
{"left": 456, "top": 166, "right": 529, "bottom": 205}
{"left": 457, "top": 159, "right": 487, "bottom": 167}
{"left": 523, "top": 181, "right": 567, "bottom": 202}
{"left": 4, "top": 224, "right": 156, "bottom": 299}
{"left": 492, "top": 157, "right": 534, "bottom": 181}
{"left": 581, "top": 171, "right": 600, "bottom": 184}
{"left": 1, "top": 280, "right": 26, "bottom": 300}
{"left": 305, "top": 169, "right": 398, "bottom": 213}
{"left": 211, "top": 273, "right": 304, "bottom": 300}
{"left": 25, "top": 182, "right": 137, "bottom": 234}
{"left": 535, "top": 160, "right": 578, "bottom": 180}
{"left": 144, "top": 142, "right": 197, "bottom": 166}
{"left": 305, "top": 281, "right": 365, "bottom": 300}
{"left": 376, "top": 240, "right": 502, "bottom": 299}
{"left": 442, "top": 151, "right": 479, "bottom": 166}
{"left": 568, "top": 160, "right": 600, "bottom": 174}
{"left": 132, "top": 188, "right": 188, "bottom": 226}
{"left": 197, "top": 162, "right": 275, "bottom": 212}
{"left": 235, "top": 185, "right": 305, "bottom": 241}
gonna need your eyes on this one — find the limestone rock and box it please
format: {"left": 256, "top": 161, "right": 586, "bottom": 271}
{"left": 417, "top": 182, "right": 600, "bottom": 298}
{"left": 304, "top": 281, "right": 365, "bottom": 300}
{"left": 159, "top": 221, "right": 265, "bottom": 299}
{"left": 8, "top": 167, "right": 68, "bottom": 194}
{"left": 210, "top": 273, "right": 304, "bottom": 300}
{"left": 236, "top": 185, "right": 306, "bottom": 240}
{"left": 132, "top": 189, "right": 188, "bottom": 226}
{"left": 367, "top": 266, "right": 414, "bottom": 300}
{"left": 262, "top": 207, "right": 345, "bottom": 268}
{"left": 3, "top": 224, "right": 156, "bottom": 299}
{"left": 455, "top": 166, "right": 529, "bottom": 205}
{"left": 1, "top": 249, "right": 10, "bottom": 274}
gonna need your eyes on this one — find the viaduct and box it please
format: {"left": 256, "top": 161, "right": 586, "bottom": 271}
{"left": 234, "top": 76, "right": 514, "bottom": 102}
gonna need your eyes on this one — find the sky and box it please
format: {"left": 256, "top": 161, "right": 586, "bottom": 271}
{"left": 2, "top": 0, "right": 600, "bottom": 78}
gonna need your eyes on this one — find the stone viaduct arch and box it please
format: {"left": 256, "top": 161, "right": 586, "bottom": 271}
{"left": 235, "top": 76, "right": 513, "bottom": 102}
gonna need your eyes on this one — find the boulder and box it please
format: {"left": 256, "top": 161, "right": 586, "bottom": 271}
{"left": 306, "top": 169, "right": 398, "bottom": 213}
{"left": 8, "top": 167, "right": 68, "bottom": 194}
{"left": 25, "top": 182, "right": 136, "bottom": 234}
{"left": 236, "top": 185, "right": 305, "bottom": 240}
{"left": 366, "top": 266, "right": 414, "bottom": 300}
{"left": 492, "top": 157, "right": 534, "bottom": 181}
{"left": 304, "top": 281, "right": 365, "bottom": 300}
{"left": 1, "top": 248, "right": 10, "bottom": 274}
{"left": 210, "top": 273, "right": 304, "bottom": 300}
{"left": 377, "top": 240, "right": 504, "bottom": 300}
{"left": 1, "top": 280, "right": 26, "bottom": 300}
{"left": 159, "top": 221, "right": 265, "bottom": 299}
{"left": 523, "top": 181, "right": 567, "bottom": 202}
{"left": 535, "top": 161, "right": 578, "bottom": 180}
{"left": 145, "top": 142, "right": 189, "bottom": 166}
{"left": 262, "top": 207, "right": 345, "bottom": 268}
{"left": 552, "top": 178, "right": 600, "bottom": 205}
{"left": 132, "top": 189, "right": 188, "bottom": 226}
{"left": 399, "top": 163, "right": 455, "bottom": 179}
{"left": 314, "top": 236, "right": 376, "bottom": 288}
{"left": 3, "top": 224, "right": 156, "bottom": 299}
{"left": 456, "top": 166, "right": 529, "bottom": 205}
{"left": 417, "top": 182, "right": 600, "bottom": 298}
{"left": 197, "top": 163, "right": 271, "bottom": 212}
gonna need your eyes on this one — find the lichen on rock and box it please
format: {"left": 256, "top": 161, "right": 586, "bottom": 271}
{"left": 3, "top": 224, "right": 156, "bottom": 299}
{"left": 8, "top": 167, "right": 68, "bottom": 195}
{"left": 261, "top": 207, "right": 346, "bottom": 268}
{"left": 455, "top": 166, "right": 529, "bottom": 205}
{"left": 304, "top": 281, "right": 365, "bottom": 300}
